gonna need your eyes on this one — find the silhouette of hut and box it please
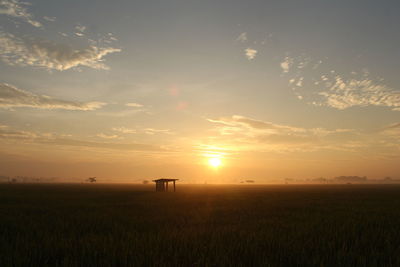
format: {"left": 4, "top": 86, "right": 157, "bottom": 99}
{"left": 153, "top": 178, "right": 178, "bottom": 192}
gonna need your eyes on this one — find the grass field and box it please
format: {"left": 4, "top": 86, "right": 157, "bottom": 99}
{"left": 1, "top": 184, "right": 400, "bottom": 266}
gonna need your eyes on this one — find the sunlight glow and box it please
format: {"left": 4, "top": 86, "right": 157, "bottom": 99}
{"left": 208, "top": 157, "right": 222, "bottom": 168}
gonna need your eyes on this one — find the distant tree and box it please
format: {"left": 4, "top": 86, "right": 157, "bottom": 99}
{"left": 334, "top": 176, "right": 367, "bottom": 183}
{"left": 245, "top": 180, "right": 255, "bottom": 183}
{"left": 86, "top": 177, "right": 97, "bottom": 183}
{"left": 312, "top": 177, "right": 327, "bottom": 183}
{"left": 0, "top": 176, "right": 10, "bottom": 183}
{"left": 284, "top": 178, "right": 294, "bottom": 184}
{"left": 142, "top": 180, "right": 149, "bottom": 184}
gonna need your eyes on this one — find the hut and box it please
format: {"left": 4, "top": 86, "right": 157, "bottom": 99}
{"left": 153, "top": 178, "right": 178, "bottom": 192}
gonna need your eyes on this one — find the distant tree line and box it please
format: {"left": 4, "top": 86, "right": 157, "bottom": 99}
{"left": 285, "top": 176, "right": 400, "bottom": 184}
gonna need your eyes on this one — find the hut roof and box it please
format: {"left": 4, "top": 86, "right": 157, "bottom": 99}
{"left": 153, "top": 178, "right": 179, "bottom": 182}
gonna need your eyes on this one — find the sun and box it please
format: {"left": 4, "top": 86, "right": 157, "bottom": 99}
{"left": 208, "top": 157, "right": 222, "bottom": 168}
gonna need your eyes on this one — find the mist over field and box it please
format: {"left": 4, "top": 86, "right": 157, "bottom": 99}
{"left": 1, "top": 174, "right": 399, "bottom": 185}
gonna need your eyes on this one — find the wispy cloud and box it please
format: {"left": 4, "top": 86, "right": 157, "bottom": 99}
{"left": 75, "top": 25, "right": 86, "bottom": 32}
{"left": 43, "top": 16, "right": 56, "bottom": 22}
{"left": 0, "top": 31, "right": 121, "bottom": 71}
{"left": 280, "top": 56, "right": 293, "bottom": 73}
{"left": 0, "top": 125, "right": 168, "bottom": 152}
{"left": 384, "top": 123, "right": 400, "bottom": 130}
{"left": 96, "top": 133, "right": 120, "bottom": 139}
{"left": 112, "top": 127, "right": 137, "bottom": 134}
{"left": 0, "top": 125, "right": 37, "bottom": 139}
{"left": 144, "top": 128, "right": 173, "bottom": 135}
{"left": 207, "top": 115, "right": 357, "bottom": 152}
{"left": 209, "top": 115, "right": 307, "bottom": 136}
{"left": 236, "top": 32, "right": 247, "bottom": 43}
{"left": 0, "top": 0, "right": 42, "bottom": 27}
{"left": 40, "top": 138, "right": 167, "bottom": 152}
{"left": 0, "top": 83, "right": 106, "bottom": 110}
{"left": 74, "top": 25, "right": 86, "bottom": 37}
{"left": 245, "top": 48, "right": 257, "bottom": 60}
{"left": 112, "top": 127, "right": 172, "bottom": 135}
{"left": 281, "top": 54, "right": 400, "bottom": 111}
{"left": 381, "top": 123, "right": 400, "bottom": 136}
{"left": 125, "top": 102, "right": 143, "bottom": 108}
{"left": 318, "top": 76, "right": 400, "bottom": 111}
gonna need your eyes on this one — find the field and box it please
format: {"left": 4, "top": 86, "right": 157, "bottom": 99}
{"left": 1, "top": 184, "right": 400, "bottom": 266}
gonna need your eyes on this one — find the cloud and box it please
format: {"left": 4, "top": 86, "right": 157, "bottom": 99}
{"left": 0, "top": 0, "right": 42, "bottom": 27}
{"left": 0, "top": 125, "right": 168, "bottom": 152}
{"left": 75, "top": 25, "right": 86, "bottom": 32}
{"left": 245, "top": 48, "right": 257, "bottom": 60}
{"left": 125, "top": 102, "right": 143, "bottom": 108}
{"left": 208, "top": 115, "right": 307, "bottom": 137}
{"left": 281, "top": 54, "right": 400, "bottom": 111}
{"left": 381, "top": 123, "right": 400, "bottom": 136}
{"left": 0, "top": 31, "right": 121, "bottom": 71}
{"left": 0, "top": 126, "right": 37, "bottom": 139}
{"left": 39, "top": 138, "right": 166, "bottom": 152}
{"left": 107, "top": 33, "right": 118, "bottom": 42}
{"left": 280, "top": 56, "right": 293, "bottom": 73}
{"left": 318, "top": 76, "right": 400, "bottom": 111}
{"left": 385, "top": 123, "right": 400, "bottom": 130}
{"left": 112, "top": 127, "right": 137, "bottom": 134}
{"left": 144, "top": 128, "right": 173, "bottom": 135}
{"left": 43, "top": 16, "right": 56, "bottom": 22}
{"left": 207, "top": 115, "right": 357, "bottom": 152}
{"left": 236, "top": 32, "right": 247, "bottom": 43}
{"left": 0, "top": 83, "right": 106, "bottom": 110}
{"left": 112, "top": 127, "right": 172, "bottom": 135}
{"left": 280, "top": 55, "right": 314, "bottom": 74}
{"left": 74, "top": 25, "right": 86, "bottom": 37}
{"left": 96, "top": 133, "right": 120, "bottom": 139}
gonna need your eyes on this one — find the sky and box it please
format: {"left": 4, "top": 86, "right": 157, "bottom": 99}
{"left": 0, "top": 0, "right": 399, "bottom": 183}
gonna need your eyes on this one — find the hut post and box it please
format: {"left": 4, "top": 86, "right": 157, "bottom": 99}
{"left": 153, "top": 178, "right": 179, "bottom": 192}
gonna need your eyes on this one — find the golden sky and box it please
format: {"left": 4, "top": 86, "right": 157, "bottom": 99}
{"left": 0, "top": 1, "right": 399, "bottom": 182}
